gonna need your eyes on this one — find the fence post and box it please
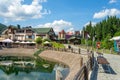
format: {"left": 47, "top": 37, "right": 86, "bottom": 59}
{"left": 71, "top": 48, "right": 73, "bottom": 53}
{"left": 84, "top": 64, "right": 88, "bottom": 80}
{"left": 79, "top": 48, "right": 81, "bottom": 54}
{"left": 80, "top": 57, "right": 83, "bottom": 67}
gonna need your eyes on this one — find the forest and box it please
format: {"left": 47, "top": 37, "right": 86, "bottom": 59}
{"left": 82, "top": 16, "right": 120, "bottom": 49}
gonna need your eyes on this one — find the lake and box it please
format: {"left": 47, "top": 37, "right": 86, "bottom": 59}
{"left": 0, "top": 56, "right": 69, "bottom": 80}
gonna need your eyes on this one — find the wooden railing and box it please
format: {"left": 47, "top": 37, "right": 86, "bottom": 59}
{"left": 43, "top": 47, "right": 88, "bottom": 54}
{"left": 73, "top": 51, "right": 94, "bottom": 80}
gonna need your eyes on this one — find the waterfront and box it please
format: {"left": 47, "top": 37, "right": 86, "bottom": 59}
{"left": 0, "top": 56, "right": 69, "bottom": 80}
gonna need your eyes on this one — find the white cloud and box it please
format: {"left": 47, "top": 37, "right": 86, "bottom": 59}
{"left": 93, "top": 8, "right": 120, "bottom": 19}
{"left": 84, "top": 22, "right": 96, "bottom": 27}
{"left": 109, "top": 0, "right": 117, "bottom": 4}
{"left": 36, "top": 20, "right": 73, "bottom": 33}
{"left": 0, "top": 0, "right": 50, "bottom": 21}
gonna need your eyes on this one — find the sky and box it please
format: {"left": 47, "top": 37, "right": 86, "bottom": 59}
{"left": 0, "top": 0, "right": 120, "bottom": 33}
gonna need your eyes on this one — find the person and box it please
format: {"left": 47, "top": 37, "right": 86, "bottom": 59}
{"left": 68, "top": 45, "right": 71, "bottom": 49}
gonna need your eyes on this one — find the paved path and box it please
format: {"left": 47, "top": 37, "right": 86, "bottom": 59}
{"left": 90, "top": 52, "right": 120, "bottom": 80}
{"left": 39, "top": 50, "right": 89, "bottom": 80}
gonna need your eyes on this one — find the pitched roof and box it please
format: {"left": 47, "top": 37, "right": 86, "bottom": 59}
{"left": 59, "top": 30, "right": 66, "bottom": 34}
{"left": 32, "top": 28, "right": 52, "bottom": 34}
{"left": 0, "top": 23, "right": 7, "bottom": 35}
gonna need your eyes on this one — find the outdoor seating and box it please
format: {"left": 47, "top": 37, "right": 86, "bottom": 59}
{"left": 96, "top": 52, "right": 103, "bottom": 56}
{"left": 97, "top": 56, "right": 111, "bottom": 73}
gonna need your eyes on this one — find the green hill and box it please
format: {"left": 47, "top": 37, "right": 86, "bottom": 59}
{"left": 0, "top": 23, "right": 7, "bottom": 34}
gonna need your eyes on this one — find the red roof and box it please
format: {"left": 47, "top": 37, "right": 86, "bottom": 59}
{"left": 59, "top": 30, "right": 66, "bottom": 34}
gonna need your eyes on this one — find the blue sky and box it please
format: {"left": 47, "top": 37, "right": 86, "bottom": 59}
{"left": 0, "top": 0, "right": 120, "bottom": 33}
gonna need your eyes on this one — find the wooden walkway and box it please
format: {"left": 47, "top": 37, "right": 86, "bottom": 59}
{"left": 39, "top": 50, "right": 89, "bottom": 80}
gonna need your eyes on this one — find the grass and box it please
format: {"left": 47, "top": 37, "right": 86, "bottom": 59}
{"left": 34, "top": 48, "right": 45, "bottom": 56}
{"left": 79, "top": 45, "right": 118, "bottom": 55}
{"left": 51, "top": 42, "right": 65, "bottom": 49}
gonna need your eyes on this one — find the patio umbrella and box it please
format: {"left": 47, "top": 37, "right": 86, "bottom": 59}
{"left": 44, "top": 41, "right": 50, "bottom": 44}
{"left": 20, "top": 41, "right": 26, "bottom": 44}
{"left": 2, "top": 39, "right": 13, "bottom": 43}
{"left": 15, "top": 41, "right": 20, "bottom": 43}
{"left": 31, "top": 41, "right": 36, "bottom": 44}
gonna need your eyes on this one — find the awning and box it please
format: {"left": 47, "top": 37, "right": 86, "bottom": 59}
{"left": 110, "top": 36, "right": 120, "bottom": 41}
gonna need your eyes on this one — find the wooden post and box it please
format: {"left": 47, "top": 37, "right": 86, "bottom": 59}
{"left": 79, "top": 48, "right": 81, "bottom": 54}
{"left": 71, "top": 48, "right": 73, "bottom": 53}
{"left": 110, "top": 48, "right": 112, "bottom": 54}
{"left": 84, "top": 64, "right": 88, "bottom": 80}
{"left": 80, "top": 57, "right": 83, "bottom": 67}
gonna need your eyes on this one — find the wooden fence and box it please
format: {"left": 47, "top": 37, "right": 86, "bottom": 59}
{"left": 73, "top": 51, "right": 94, "bottom": 80}
{"left": 43, "top": 47, "right": 88, "bottom": 54}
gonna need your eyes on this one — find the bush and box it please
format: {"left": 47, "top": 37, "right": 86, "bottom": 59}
{"left": 34, "top": 49, "right": 44, "bottom": 56}
{"left": 42, "top": 38, "right": 51, "bottom": 42}
{"left": 51, "top": 42, "right": 65, "bottom": 48}
{"left": 35, "top": 37, "right": 42, "bottom": 44}
{"left": 81, "top": 38, "right": 85, "bottom": 45}
{"left": 87, "top": 40, "right": 92, "bottom": 46}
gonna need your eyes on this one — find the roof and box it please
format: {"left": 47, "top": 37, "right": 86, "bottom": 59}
{"left": 110, "top": 36, "right": 120, "bottom": 41}
{"left": 68, "top": 35, "right": 81, "bottom": 40}
{"left": 59, "top": 30, "right": 66, "bottom": 34}
{"left": 0, "top": 23, "right": 7, "bottom": 35}
{"left": 32, "top": 28, "right": 52, "bottom": 34}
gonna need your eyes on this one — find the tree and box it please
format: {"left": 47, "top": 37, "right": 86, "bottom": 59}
{"left": 35, "top": 37, "right": 42, "bottom": 48}
{"left": 82, "top": 16, "right": 120, "bottom": 49}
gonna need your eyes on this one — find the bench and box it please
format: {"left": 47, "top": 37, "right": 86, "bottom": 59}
{"left": 96, "top": 52, "right": 103, "bottom": 56}
{"left": 97, "top": 56, "right": 111, "bottom": 73}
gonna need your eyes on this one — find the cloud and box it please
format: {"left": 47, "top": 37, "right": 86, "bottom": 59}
{"left": 84, "top": 22, "right": 96, "bottom": 27}
{"left": 109, "top": 0, "right": 117, "bottom": 4}
{"left": 93, "top": 8, "right": 120, "bottom": 19}
{"left": 36, "top": 20, "right": 73, "bottom": 33}
{"left": 0, "top": 0, "right": 50, "bottom": 21}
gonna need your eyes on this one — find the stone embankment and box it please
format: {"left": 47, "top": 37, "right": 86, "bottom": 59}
{"left": 39, "top": 50, "right": 88, "bottom": 80}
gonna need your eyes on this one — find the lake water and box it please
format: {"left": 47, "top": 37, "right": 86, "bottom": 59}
{"left": 0, "top": 56, "right": 69, "bottom": 80}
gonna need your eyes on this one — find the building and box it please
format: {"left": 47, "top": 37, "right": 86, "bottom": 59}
{"left": 58, "top": 30, "right": 67, "bottom": 43}
{"left": 32, "top": 28, "right": 56, "bottom": 40}
{"left": 1, "top": 25, "right": 56, "bottom": 41}
{"left": 58, "top": 30, "right": 66, "bottom": 39}
{"left": 68, "top": 31, "right": 81, "bottom": 44}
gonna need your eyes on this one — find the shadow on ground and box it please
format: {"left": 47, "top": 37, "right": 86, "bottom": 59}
{"left": 102, "top": 64, "right": 117, "bottom": 74}
{"left": 90, "top": 57, "right": 98, "bottom": 80}
{"left": 90, "top": 57, "right": 117, "bottom": 80}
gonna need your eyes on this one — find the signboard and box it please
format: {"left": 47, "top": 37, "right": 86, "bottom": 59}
{"left": 96, "top": 42, "right": 101, "bottom": 48}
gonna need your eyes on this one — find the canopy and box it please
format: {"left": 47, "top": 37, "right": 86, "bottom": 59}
{"left": 110, "top": 36, "right": 120, "bottom": 41}
{"left": 20, "top": 41, "right": 36, "bottom": 44}
{"left": 20, "top": 41, "right": 26, "bottom": 44}
{"left": 2, "top": 39, "right": 13, "bottom": 43}
{"left": 15, "top": 41, "right": 20, "bottom": 43}
{"left": 44, "top": 41, "right": 50, "bottom": 44}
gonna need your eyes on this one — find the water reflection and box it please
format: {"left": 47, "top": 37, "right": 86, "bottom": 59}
{"left": 0, "top": 56, "right": 69, "bottom": 80}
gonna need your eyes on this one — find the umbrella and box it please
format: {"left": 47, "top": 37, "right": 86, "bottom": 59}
{"left": 31, "top": 41, "right": 36, "bottom": 44}
{"left": 20, "top": 41, "right": 26, "bottom": 44}
{"left": 15, "top": 41, "right": 20, "bottom": 43}
{"left": 26, "top": 41, "right": 31, "bottom": 44}
{"left": 44, "top": 41, "right": 50, "bottom": 44}
{"left": 2, "top": 39, "right": 13, "bottom": 43}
